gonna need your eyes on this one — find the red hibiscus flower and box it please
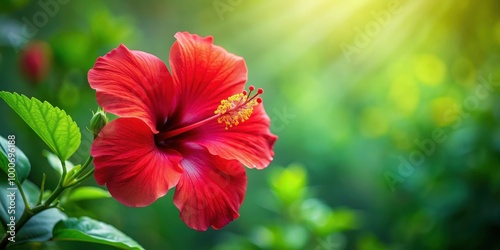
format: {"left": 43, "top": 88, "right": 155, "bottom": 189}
{"left": 88, "top": 32, "right": 277, "bottom": 231}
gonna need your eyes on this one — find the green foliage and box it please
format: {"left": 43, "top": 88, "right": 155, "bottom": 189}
{"left": 0, "top": 136, "right": 30, "bottom": 184}
{"left": 51, "top": 32, "right": 94, "bottom": 71}
{"left": 0, "top": 0, "right": 29, "bottom": 13}
{"left": 0, "top": 92, "right": 81, "bottom": 161}
{"left": 217, "top": 164, "right": 360, "bottom": 250}
{"left": 89, "top": 10, "right": 134, "bottom": 45}
{"left": 0, "top": 131, "right": 136, "bottom": 249}
{"left": 52, "top": 217, "right": 145, "bottom": 250}
{"left": 0, "top": 94, "right": 136, "bottom": 249}
{"left": 42, "top": 150, "right": 76, "bottom": 176}
{"left": 0, "top": 176, "right": 66, "bottom": 245}
{"left": 269, "top": 164, "right": 307, "bottom": 204}
{"left": 300, "top": 199, "right": 358, "bottom": 235}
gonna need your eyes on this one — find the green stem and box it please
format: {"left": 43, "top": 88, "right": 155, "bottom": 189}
{"left": 0, "top": 179, "right": 33, "bottom": 249}
{"left": 77, "top": 156, "right": 94, "bottom": 176}
{"left": 61, "top": 160, "right": 67, "bottom": 184}
{"left": 64, "top": 156, "right": 93, "bottom": 188}
{"left": 0, "top": 207, "right": 32, "bottom": 249}
{"left": 66, "top": 168, "right": 95, "bottom": 188}
{"left": 17, "top": 181, "right": 31, "bottom": 211}
{"left": 77, "top": 168, "right": 95, "bottom": 183}
{"left": 44, "top": 181, "right": 66, "bottom": 207}
{"left": 0, "top": 156, "right": 94, "bottom": 248}
{"left": 37, "top": 174, "right": 46, "bottom": 206}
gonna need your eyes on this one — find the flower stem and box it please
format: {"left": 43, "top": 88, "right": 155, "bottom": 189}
{"left": 65, "top": 168, "right": 95, "bottom": 188}
{"left": 64, "top": 156, "right": 94, "bottom": 188}
{"left": 76, "top": 155, "right": 94, "bottom": 177}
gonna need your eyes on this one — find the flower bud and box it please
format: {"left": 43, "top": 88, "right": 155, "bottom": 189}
{"left": 90, "top": 109, "right": 108, "bottom": 138}
{"left": 19, "top": 41, "right": 53, "bottom": 85}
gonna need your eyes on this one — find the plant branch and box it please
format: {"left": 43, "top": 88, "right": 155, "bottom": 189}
{"left": 0, "top": 156, "right": 94, "bottom": 248}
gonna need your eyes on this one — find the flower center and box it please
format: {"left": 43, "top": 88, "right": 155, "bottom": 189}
{"left": 155, "top": 86, "right": 263, "bottom": 142}
{"left": 214, "top": 86, "right": 263, "bottom": 130}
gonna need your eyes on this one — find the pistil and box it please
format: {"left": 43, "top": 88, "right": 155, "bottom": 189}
{"left": 156, "top": 86, "right": 264, "bottom": 142}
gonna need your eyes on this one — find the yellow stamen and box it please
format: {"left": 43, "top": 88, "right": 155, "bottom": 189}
{"left": 214, "top": 90, "right": 261, "bottom": 130}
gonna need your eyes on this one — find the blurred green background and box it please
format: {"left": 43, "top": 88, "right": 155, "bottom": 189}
{"left": 1, "top": 0, "right": 500, "bottom": 249}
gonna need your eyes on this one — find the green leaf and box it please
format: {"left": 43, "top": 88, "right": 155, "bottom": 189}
{"left": 0, "top": 91, "right": 81, "bottom": 161}
{"left": 53, "top": 217, "right": 144, "bottom": 250}
{"left": 68, "top": 187, "right": 111, "bottom": 202}
{"left": 0, "top": 174, "right": 66, "bottom": 244}
{"left": 0, "top": 135, "right": 31, "bottom": 184}
{"left": 42, "top": 150, "right": 75, "bottom": 176}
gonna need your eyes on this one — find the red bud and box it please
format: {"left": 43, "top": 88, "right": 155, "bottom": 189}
{"left": 19, "top": 41, "right": 52, "bottom": 85}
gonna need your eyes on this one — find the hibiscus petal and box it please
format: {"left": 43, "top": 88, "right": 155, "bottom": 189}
{"left": 169, "top": 32, "right": 247, "bottom": 125}
{"left": 193, "top": 105, "right": 277, "bottom": 169}
{"left": 91, "top": 117, "right": 183, "bottom": 207}
{"left": 173, "top": 147, "right": 247, "bottom": 231}
{"left": 88, "top": 44, "right": 177, "bottom": 133}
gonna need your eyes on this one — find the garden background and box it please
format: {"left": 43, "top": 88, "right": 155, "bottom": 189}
{"left": 1, "top": 0, "right": 500, "bottom": 249}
